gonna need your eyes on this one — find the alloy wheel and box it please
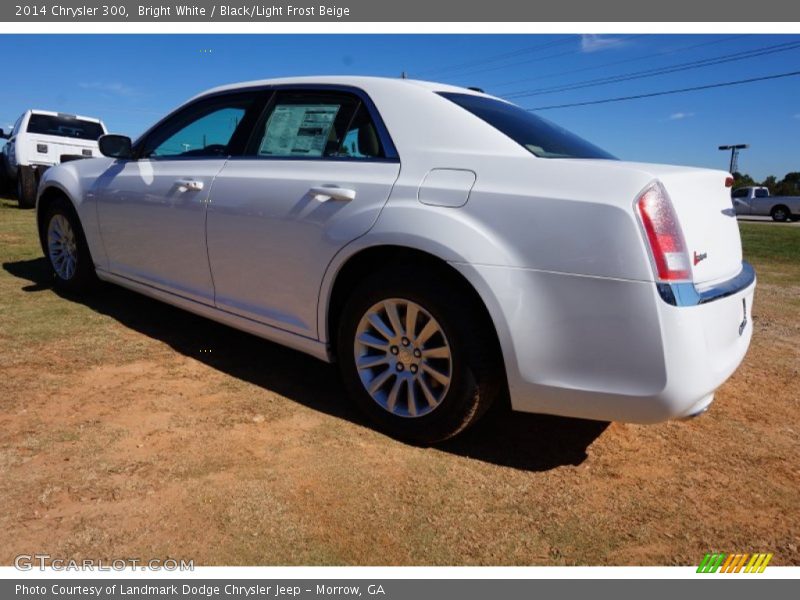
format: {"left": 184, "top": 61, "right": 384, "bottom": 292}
{"left": 47, "top": 214, "right": 78, "bottom": 280}
{"left": 353, "top": 298, "right": 453, "bottom": 418}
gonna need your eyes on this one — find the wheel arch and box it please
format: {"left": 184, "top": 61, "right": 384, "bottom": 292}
{"left": 771, "top": 203, "right": 790, "bottom": 216}
{"left": 36, "top": 184, "right": 79, "bottom": 256}
{"left": 321, "top": 243, "right": 510, "bottom": 396}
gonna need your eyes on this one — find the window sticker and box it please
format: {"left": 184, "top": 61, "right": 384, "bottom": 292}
{"left": 259, "top": 104, "right": 340, "bottom": 157}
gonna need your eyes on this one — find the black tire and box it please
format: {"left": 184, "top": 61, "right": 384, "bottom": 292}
{"left": 336, "top": 265, "right": 503, "bottom": 445}
{"left": 42, "top": 198, "right": 97, "bottom": 293}
{"left": 771, "top": 205, "right": 790, "bottom": 222}
{"left": 0, "top": 155, "right": 10, "bottom": 196}
{"left": 17, "top": 165, "right": 37, "bottom": 209}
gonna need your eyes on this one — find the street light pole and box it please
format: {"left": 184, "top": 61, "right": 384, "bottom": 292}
{"left": 718, "top": 144, "right": 749, "bottom": 174}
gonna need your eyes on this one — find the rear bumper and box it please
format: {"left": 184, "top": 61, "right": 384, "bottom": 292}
{"left": 657, "top": 261, "right": 755, "bottom": 306}
{"left": 452, "top": 261, "right": 755, "bottom": 423}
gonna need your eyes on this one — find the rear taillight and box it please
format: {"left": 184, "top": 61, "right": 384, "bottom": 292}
{"left": 636, "top": 181, "right": 692, "bottom": 282}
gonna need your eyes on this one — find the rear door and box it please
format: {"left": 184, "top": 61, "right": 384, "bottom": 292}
{"left": 206, "top": 88, "right": 401, "bottom": 338}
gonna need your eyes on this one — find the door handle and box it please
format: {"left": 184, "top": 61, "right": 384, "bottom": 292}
{"left": 309, "top": 186, "right": 356, "bottom": 202}
{"left": 176, "top": 179, "right": 204, "bottom": 192}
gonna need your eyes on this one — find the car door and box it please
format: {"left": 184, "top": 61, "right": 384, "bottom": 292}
{"left": 752, "top": 188, "right": 772, "bottom": 216}
{"left": 93, "top": 92, "right": 262, "bottom": 304}
{"left": 731, "top": 188, "right": 751, "bottom": 215}
{"left": 206, "top": 88, "right": 401, "bottom": 338}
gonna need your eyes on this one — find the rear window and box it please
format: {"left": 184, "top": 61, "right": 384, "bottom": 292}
{"left": 439, "top": 92, "right": 615, "bottom": 160}
{"left": 27, "top": 114, "right": 104, "bottom": 141}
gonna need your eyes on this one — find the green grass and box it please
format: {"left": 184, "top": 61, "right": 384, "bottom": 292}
{"left": 740, "top": 222, "right": 800, "bottom": 263}
{"left": 739, "top": 222, "right": 800, "bottom": 286}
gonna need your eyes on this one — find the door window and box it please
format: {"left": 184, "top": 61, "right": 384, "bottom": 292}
{"left": 249, "top": 91, "right": 385, "bottom": 159}
{"left": 141, "top": 95, "right": 255, "bottom": 159}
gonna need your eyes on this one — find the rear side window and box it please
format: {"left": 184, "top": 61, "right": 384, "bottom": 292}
{"left": 248, "top": 91, "right": 385, "bottom": 159}
{"left": 439, "top": 92, "right": 615, "bottom": 160}
{"left": 27, "top": 114, "right": 104, "bottom": 141}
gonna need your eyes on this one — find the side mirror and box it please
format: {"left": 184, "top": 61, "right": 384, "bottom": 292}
{"left": 0, "top": 129, "right": 9, "bottom": 140}
{"left": 99, "top": 134, "right": 133, "bottom": 159}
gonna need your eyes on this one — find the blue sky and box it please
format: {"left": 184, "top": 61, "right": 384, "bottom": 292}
{"left": 0, "top": 34, "right": 797, "bottom": 180}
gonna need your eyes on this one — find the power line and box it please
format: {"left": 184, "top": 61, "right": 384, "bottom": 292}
{"left": 486, "top": 35, "right": 748, "bottom": 89}
{"left": 525, "top": 69, "right": 800, "bottom": 111}
{"left": 437, "top": 35, "right": 647, "bottom": 81}
{"left": 415, "top": 36, "right": 577, "bottom": 77}
{"left": 505, "top": 40, "right": 800, "bottom": 98}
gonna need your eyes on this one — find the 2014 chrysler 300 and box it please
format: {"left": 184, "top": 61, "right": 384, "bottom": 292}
{"left": 36, "top": 76, "right": 755, "bottom": 443}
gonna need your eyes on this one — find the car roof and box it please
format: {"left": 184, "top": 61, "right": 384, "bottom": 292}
{"left": 193, "top": 76, "right": 496, "bottom": 102}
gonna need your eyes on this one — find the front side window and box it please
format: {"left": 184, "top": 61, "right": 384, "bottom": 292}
{"left": 27, "top": 114, "right": 105, "bottom": 141}
{"left": 142, "top": 95, "right": 254, "bottom": 159}
{"left": 439, "top": 92, "right": 615, "bottom": 160}
{"left": 249, "top": 91, "right": 385, "bottom": 159}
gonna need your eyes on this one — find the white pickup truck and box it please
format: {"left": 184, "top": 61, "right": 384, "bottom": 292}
{"left": 732, "top": 186, "right": 800, "bottom": 222}
{"left": 0, "top": 109, "right": 107, "bottom": 208}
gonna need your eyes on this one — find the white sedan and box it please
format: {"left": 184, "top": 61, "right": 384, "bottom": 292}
{"left": 36, "top": 76, "right": 755, "bottom": 443}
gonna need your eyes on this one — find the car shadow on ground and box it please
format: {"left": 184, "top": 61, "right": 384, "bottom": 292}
{"left": 3, "top": 257, "right": 609, "bottom": 472}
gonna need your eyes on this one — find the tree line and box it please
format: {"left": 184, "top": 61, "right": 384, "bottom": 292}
{"left": 733, "top": 172, "right": 800, "bottom": 196}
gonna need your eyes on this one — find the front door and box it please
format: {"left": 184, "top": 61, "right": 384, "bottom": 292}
{"left": 94, "top": 92, "right": 260, "bottom": 304}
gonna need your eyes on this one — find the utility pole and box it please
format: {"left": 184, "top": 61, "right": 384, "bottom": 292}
{"left": 718, "top": 144, "right": 749, "bottom": 174}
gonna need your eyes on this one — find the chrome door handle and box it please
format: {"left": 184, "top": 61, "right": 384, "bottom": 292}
{"left": 309, "top": 186, "right": 356, "bottom": 202}
{"left": 176, "top": 179, "right": 204, "bottom": 192}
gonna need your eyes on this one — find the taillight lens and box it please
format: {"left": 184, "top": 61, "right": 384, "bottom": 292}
{"left": 636, "top": 181, "right": 692, "bottom": 282}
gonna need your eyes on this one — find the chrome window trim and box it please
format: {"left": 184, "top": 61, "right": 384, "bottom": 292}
{"left": 657, "top": 261, "right": 755, "bottom": 307}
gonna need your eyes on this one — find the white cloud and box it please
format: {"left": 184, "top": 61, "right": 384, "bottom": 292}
{"left": 78, "top": 82, "right": 138, "bottom": 97}
{"left": 669, "top": 112, "right": 695, "bottom": 120}
{"left": 581, "top": 34, "right": 625, "bottom": 53}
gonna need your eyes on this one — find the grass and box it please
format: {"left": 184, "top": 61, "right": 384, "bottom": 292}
{"left": 739, "top": 222, "right": 800, "bottom": 286}
{"left": 0, "top": 199, "right": 798, "bottom": 566}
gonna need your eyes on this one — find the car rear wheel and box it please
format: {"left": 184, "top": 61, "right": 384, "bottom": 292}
{"left": 337, "top": 266, "right": 502, "bottom": 444}
{"left": 43, "top": 199, "right": 96, "bottom": 293}
{"left": 771, "top": 205, "right": 790, "bottom": 222}
{"left": 17, "top": 165, "right": 37, "bottom": 209}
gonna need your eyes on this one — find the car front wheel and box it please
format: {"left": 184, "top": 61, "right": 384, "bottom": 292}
{"left": 337, "top": 266, "right": 502, "bottom": 444}
{"left": 43, "top": 199, "right": 96, "bottom": 293}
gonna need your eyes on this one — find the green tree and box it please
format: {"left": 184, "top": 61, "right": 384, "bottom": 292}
{"left": 776, "top": 172, "right": 800, "bottom": 196}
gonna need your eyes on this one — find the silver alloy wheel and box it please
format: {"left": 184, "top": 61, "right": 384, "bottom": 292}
{"left": 354, "top": 298, "right": 453, "bottom": 418}
{"left": 47, "top": 214, "right": 78, "bottom": 280}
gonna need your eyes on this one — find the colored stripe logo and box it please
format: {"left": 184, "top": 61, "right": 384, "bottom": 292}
{"left": 697, "top": 553, "right": 773, "bottom": 573}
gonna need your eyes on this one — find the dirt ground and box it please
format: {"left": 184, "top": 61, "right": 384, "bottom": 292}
{"left": 0, "top": 198, "right": 798, "bottom": 566}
